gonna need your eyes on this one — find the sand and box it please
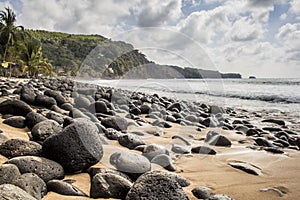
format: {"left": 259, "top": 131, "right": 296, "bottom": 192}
{"left": 0, "top": 115, "right": 299, "bottom": 200}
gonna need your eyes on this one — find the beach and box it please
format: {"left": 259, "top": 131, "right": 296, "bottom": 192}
{"left": 0, "top": 77, "right": 299, "bottom": 200}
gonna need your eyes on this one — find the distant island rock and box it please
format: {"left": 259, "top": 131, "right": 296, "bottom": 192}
{"left": 249, "top": 76, "right": 256, "bottom": 79}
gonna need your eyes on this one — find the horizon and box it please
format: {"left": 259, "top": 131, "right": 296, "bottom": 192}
{"left": 0, "top": 0, "right": 299, "bottom": 78}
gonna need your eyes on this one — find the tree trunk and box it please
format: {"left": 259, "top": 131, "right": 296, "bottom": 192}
{"left": 2, "top": 34, "right": 11, "bottom": 63}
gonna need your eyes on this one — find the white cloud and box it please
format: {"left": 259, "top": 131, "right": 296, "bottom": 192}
{"left": 229, "top": 17, "right": 264, "bottom": 41}
{"left": 280, "top": 13, "right": 287, "bottom": 21}
{"left": 289, "top": 0, "right": 300, "bottom": 16}
{"left": 130, "top": 0, "right": 182, "bottom": 27}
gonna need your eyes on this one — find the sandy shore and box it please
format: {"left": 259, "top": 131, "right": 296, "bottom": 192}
{"left": 0, "top": 77, "right": 299, "bottom": 200}
{"left": 1, "top": 116, "right": 299, "bottom": 200}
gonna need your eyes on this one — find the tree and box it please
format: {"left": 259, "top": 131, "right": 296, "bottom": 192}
{"left": 20, "top": 39, "right": 52, "bottom": 77}
{"left": 0, "top": 7, "right": 25, "bottom": 62}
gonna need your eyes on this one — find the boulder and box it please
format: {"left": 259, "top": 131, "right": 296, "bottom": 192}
{"left": 142, "top": 144, "right": 169, "bottom": 161}
{"left": 12, "top": 173, "right": 47, "bottom": 200}
{"left": 88, "top": 101, "right": 108, "bottom": 114}
{"left": 171, "top": 144, "right": 190, "bottom": 154}
{"left": 20, "top": 85, "right": 36, "bottom": 105}
{"left": 205, "top": 131, "right": 231, "bottom": 147}
{"left": 126, "top": 171, "right": 189, "bottom": 200}
{"left": 0, "top": 184, "right": 36, "bottom": 200}
{"left": 0, "top": 164, "right": 21, "bottom": 185}
{"left": 44, "top": 90, "right": 67, "bottom": 106}
{"left": 6, "top": 156, "right": 64, "bottom": 182}
{"left": 25, "top": 111, "right": 48, "bottom": 130}
{"left": 74, "top": 95, "right": 91, "bottom": 109}
{"left": 167, "top": 102, "right": 181, "bottom": 112}
{"left": 151, "top": 154, "right": 176, "bottom": 171}
{"left": 46, "top": 111, "right": 64, "bottom": 124}
{"left": 35, "top": 95, "right": 57, "bottom": 108}
{"left": 47, "top": 180, "right": 87, "bottom": 196}
{"left": 42, "top": 119, "right": 103, "bottom": 173}
{"left": 0, "top": 99, "right": 32, "bottom": 116}
{"left": 0, "top": 139, "right": 42, "bottom": 158}
{"left": 3, "top": 116, "right": 26, "bottom": 128}
{"left": 118, "top": 134, "right": 146, "bottom": 150}
{"left": 90, "top": 172, "right": 133, "bottom": 199}
{"left": 105, "top": 128, "right": 123, "bottom": 140}
{"left": 192, "top": 186, "right": 212, "bottom": 199}
{"left": 191, "top": 146, "right": 217, "bottom": 155}
{"left": 101, "top": 116, "right": 129, "bottom": 131}
{"left": 110, "top": 151, "right": 151, "bottom": 175}
{"left": 31, "top": 120, "right": 62, "bottom": 142}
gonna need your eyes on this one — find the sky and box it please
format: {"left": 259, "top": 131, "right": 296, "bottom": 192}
{"left": 0, "top": 0, "right": 300, "bottom": 78}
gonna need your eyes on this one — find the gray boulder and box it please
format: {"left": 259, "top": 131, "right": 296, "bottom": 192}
{"left": 35, "top": 95, "right": 57, "bottom": 108}
{"left": 110, "top": 151, "right": 151, "bottom": 174}
{"left": 0, "top": 164, "right": 21, "bottom": 185}
{"left": 126, "top": 171, "right": 189, "bottom": 200}
{"left": 31, "top": 120, "right": 62, "bottom": 142}
{"left": 151, "top": 154, "right": 176, "bottom": 171}
{"left": 102, "top": 116, "right": 128, "bottom": 131}
{"left": 0, "top": 184, "right": 36, "bottom": 200}
{"left": 192, "top": 186, "right": 212, "bottom": 199}
{"left": 47, "top": 180, "right": 87, "bottom": 196}
{"left": 0, "top": 139, "right": 42, "bottom": 158}
{"left": 42, "top": 119, "right": 103, "bottom": 173}
{"left": 12, "top": 173, "right": 47, "bottom": 200}
{"left": 25, "top": 111, "right": 48, "bottom": 130}
{"left": 118, "top": 134, "right": 146, "bottom": 149}
{"left": 0, "top": 99, "right": 32, "bottom": 116}
{"left": 142, "top": 144, "right": 169, "bottom": 160}
{"left": 3, "top": 116, "right": 26, "bottom": 128}
{"left": 6, "top": 156, "right": 64, "bottom": 182}
{"left": 205, "top": 131, "right": 231, "bottom": 147}
{"left": 90, "top": 172, "right": 133, "bottom": 199}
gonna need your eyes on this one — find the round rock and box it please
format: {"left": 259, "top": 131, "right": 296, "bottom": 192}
{"left": 0, "top": 99, "right": 32, "bottom": 116}
{"left": 31, "top": 120, "right": 62, "bottom": 142}
{"left": 25, "top": 111, "right": 48, "bottom": 130}
{"left": 42, "top": 119, "right": 103, "bottom": 173}
{"left": 110, "top": 151, "right": 151, "bottom": 174}
{"left": 0, "top": 164, "right": 21, "bottom": 185}
{"left": 192, "top": 186, "right": 212, "bottom": 199}
{"left": 126, "top": 170, "right": 189, "bottom": 200}
{"left": 6, "top": 156, "right": 64, "bottom": 182}
{"left": 0, "top": 139, "right": 42, "bottom": 158}
{"left": 47, "top": 180, "right": 87, "bottom": 196}
{"left": 118, "top": 134, "right": 146, "bottom": 150}
{"left": 3, "top": 116, "right": 26, "bottom": 128}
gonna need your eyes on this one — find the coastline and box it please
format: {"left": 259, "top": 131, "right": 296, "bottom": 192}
{"left": 0, "top": 77, "right": 299, "bottom": 199}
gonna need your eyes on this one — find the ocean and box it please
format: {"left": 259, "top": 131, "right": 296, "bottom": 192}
{"left": 81, "top": 78, "right": 300, "bottom": 117}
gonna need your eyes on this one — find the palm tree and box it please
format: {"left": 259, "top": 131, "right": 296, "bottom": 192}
{"left": 20, "top": 39, "right": 52, "bottom": 77}
{"left": 0, "top": 7, "right": 25, "bottom": 62}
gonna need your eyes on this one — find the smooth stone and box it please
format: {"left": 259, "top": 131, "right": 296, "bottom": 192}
{"left": 31, "top": 120, "right": 62, "bottom": 142}
{"left": 0, "top": 164, "right": 21, "bottom": 185}
{"left": 74, "top": 95, "right": 91, "bottom": 109}
{"left": 35, "top": 95, "right": 57, "bottom": 108}
{"left": 101, "top": 116, "right": 128, "bottom": 131}
{"left": 264, "top": 147, "right": 284, "bottom": 154}
{"left": 0, "top": 99, "right": 32, "bottom": 116}
{"left": 191, "top": 146, "right": 217, "bottom": 155}
{"left": 44, "top": 90, "right": 67, "bottom": 106}
{"left": 262, "top": 127, "right": 282, "bottom": 132}
{"left": 171, "top": 144, "right": 190, "bottom": 154}
{"left": 126, "top": 171, "right": 189, "bottom": 200}
{"left": 192, "top": 186, "right": 212, "bottom": 199}
{"left": 118, "top": 134, "right": 146, "bottom": 150}
{"left": 88, "top": 167, "right": 132, "bottom": 182}
{"left": 25, "top": 111, "right": 48, "bottom": 130}
{"left": 110, "top": 151, "right": 151, "bottom": 174}
{"left": 0, "top": 139, "right": 42, "bottom": 158}
{"left": 210, "top": 105, "right": 225, "bottom": 114}
{"left": 3, "top": 116, "right": 26, "bottom": 128}
{"left": 60, "top": 103, "right": 73, "bottom": 111}
{"left": 6, "top": 156, "right": 64, "bottom": 182}
{"left": 90, "top": 172, "right": 133, "bottom": 199}
{"left": 172, "top": 135, "right": 191, "bottom": 145}
{"left": 0, "top": 184, "right": 36, "bottom": 200}
{"left": 228, "top": 161, "right": 261, "bottom": 176}
{"left": 47, "top": 179, "right": 87, "bottom": 196}
{"left": 12, "top": 173, "right": 47, "bottom": 200}
{"left": 42, "top": 119, "right": 103, "bottom": 173}
{"left": 46, "top": 111, "right": 64, "bottom": 124}
{"left": 205, "top": 131, "right": 231, "bottom": 147}
{"left": 142, "top": 144, "right": 169, "bottom": 160}
{"left": 255, "top": 138, "right": 273, "bottom": 147}
{"left": 20, "top": 85, "right": 36, "bottom": 104}
{"left": 151, "top": 154, "right": 176, "bottom": 171}
{"left": 88, "top": 101, "right": 108, "bottom": 114}
{"left": 167, "top": 102, "right": 181, "bottom": 112}
{"left": 246, "top": 129, "right": 259, "bottom": 136}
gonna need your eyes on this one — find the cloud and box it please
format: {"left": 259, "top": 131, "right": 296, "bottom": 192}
{"left": 229, "top": 17, "right": 264, "bottom": 41}
{"left": 276, "top": 23, "right": 300, "bottom": 53}
{"left": 130, "top": 0, "right": 182, "bottom": 27}
{"left": 247, "top": 0, "right": 277, "bottom": 8}
{"left": 289, "top": 0, "right": 300, "bottom": 16}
